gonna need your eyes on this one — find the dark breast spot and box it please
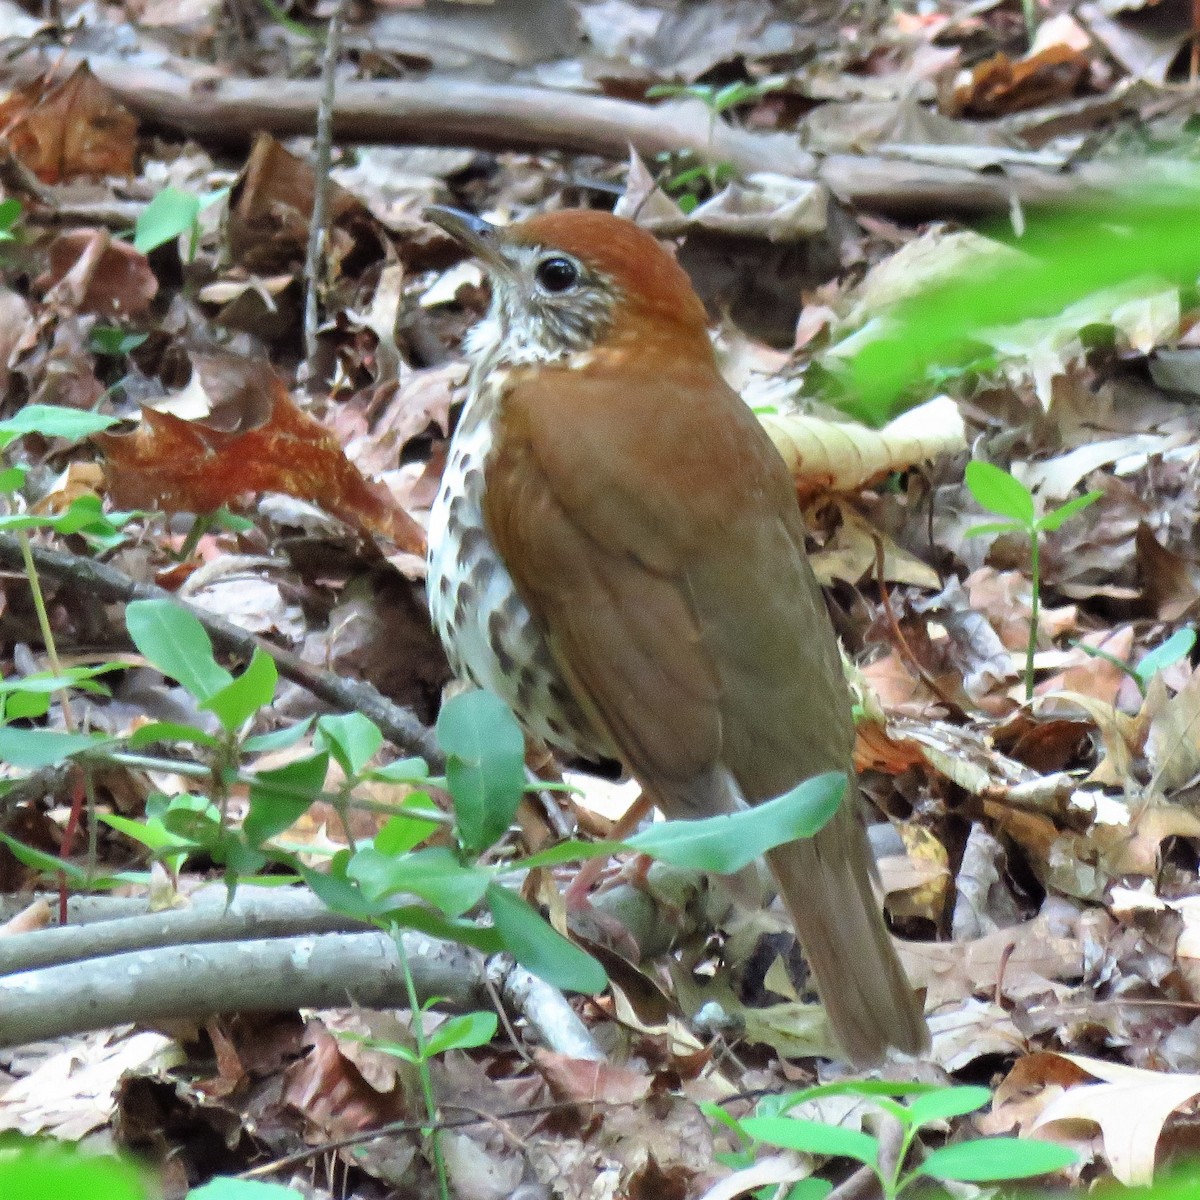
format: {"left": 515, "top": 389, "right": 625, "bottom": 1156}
{"left": 453, "top": 581, "right": 477, "bottom": 627}
{"left": 487, "top": 610, "right": 517, "bottom": 675}
{"left": 458, "top": 525, "right": 488, "bottom": 560}
{"left": 515, "top": 670, "right": 537, "bottom": 715}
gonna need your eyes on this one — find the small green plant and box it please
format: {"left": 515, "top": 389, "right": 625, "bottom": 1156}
{"left": 343, "top": 1000, "right": 498, "bottom": 1197}
{"left": 88, "top": 325, "right": 149, "bottom": 358}
{"left": 646, "top": 78, "right": 782, "bottom": 211}
{"left": 1073, "top": 626, "right": 1196, "bottom": 697}
{"left": 133, "top": 186, "right": 228, "bottom": 261}
{"left": 0, "top": 197, "right": 23, "bottom": 243}
{"left": 964, "top": 460, "right": 1102, "bottom": 701}
{"left": 646, "top": 78, "right": 785, "bottom": 122}
{"left": 707, "top": 1081, "right": 1078, "bottom": 1200}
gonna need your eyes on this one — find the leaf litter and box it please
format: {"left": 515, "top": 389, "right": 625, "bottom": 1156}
{"left": 6, "top": 0, "right": 1200, "bottom": 1194}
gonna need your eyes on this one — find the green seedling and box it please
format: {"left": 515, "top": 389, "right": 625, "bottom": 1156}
{"left": 1074, "top": 626, "right": 1196, "bottom": 697}
{"left": 707, "top": 1080, "right": 1078, "bottom": 1200}
{"left": 964, "top": 460, "right": 1102, "bottom": 701}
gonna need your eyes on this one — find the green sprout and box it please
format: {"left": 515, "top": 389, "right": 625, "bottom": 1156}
{"left": 964, "top": 460, "right": 1102, "bottom": 701}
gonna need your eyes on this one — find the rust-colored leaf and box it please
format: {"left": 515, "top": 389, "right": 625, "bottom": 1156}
{"left": 0, "top": 62, "right": 137, "bottom": 183}
{"left": 951, "top": 43, "right": 1089, "bottom": 118}
{"left": 38, "top": 229, "right": 158, "bottom": 318}
{"left": 95, "top": 353, "right": 427, "bottom": 554}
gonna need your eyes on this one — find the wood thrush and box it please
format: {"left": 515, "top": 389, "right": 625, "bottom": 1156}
{"left": 425, "top": 206, "right": 928, "bottom": 1064}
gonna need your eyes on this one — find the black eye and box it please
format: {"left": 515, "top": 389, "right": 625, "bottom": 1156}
{"left": 535, "top": 256, "right": 579, "bottom": 293}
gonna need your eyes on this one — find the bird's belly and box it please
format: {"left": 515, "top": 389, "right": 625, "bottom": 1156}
{"left": 427, "top": 423, "right": 605, "bottom": 760}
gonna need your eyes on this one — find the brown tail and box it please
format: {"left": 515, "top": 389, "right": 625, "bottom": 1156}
{"left": 764, "top": 783, "right": 928, "bottom": 1065}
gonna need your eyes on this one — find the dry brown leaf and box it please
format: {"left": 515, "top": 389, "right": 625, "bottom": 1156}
{"left": 897, "top": 910, "right": 1084, "bottom": 1009}
{"left": 37, "top": 229, "right": 158, "bottom": 318}
{"left": 95, "top": 353, "right": 426, "bottom": 554}
{"left": 1147, "top": 662, "right": 1200, "bottom": 791}
{"left": 0, "top": 62, "right": 137, "bottom": 183}
{"left": 950, "top": 43, "right": 1090, "bottom": 116}
{"left": 760, "top": 395, "right": 965, "bottom": 498}
{"left": 809, "top": 501, "right": 940, "bottom": 588}
{"left": 1033, "top": 1053, "right": 1200, "bottom": 1184}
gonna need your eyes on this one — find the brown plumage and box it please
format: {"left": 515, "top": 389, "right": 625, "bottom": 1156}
{"left": 426, "top": 206, "right": 928, "bottom": 1064}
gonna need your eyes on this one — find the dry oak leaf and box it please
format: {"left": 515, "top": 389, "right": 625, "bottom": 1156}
{"left": 897, "top": 908, "right": 1084, "bottom": 1010}
{"left": 95, "top": 354, "right": 426, "bottom": 555}
{"left": 1029, "top": 1053, "right": 1200, "bottom": 1184}
{"left": 38, "top": 229, "right": 157, "bottom": 318}
{"left": 951, "top": 42, "right": 1090, "bottom": 117}
{"left": 0, "top": 62, "right": 137, "bottom": 183}
{"left": 759, "top": 394, "right": 965, "bottom": 498}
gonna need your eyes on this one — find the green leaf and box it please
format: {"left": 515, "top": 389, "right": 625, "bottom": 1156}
{"left": 904, "top": 1086, "right": 992, "bottom": 1126}
{"left": 740, "top": 1117, "right": 879, "bottom": 1168}
{"left": 316, "top": 712, "right": 383, "bottom": 777}
{"left": 437, "top": 689, "right": 526, "bottom": 854}
{"left": 515, "top": 838, "right": 626, "bottom": 870}
{"left": 0, "top": 727, "right": 105, "bottom": 768}
{"left": 0, "top": 1149, "right": 147, "bottom": 1200}
{"left": 1137, "top": 627, "right": 1196, "bottom": 682}
{"left": 0, "top": 404, "right": 119, "bottom": 444}
{"left": 486, "top": 883, "right": 607, "bottom": 994}
{"left": 127, "top": 721, "right": 221, "bottom": 750}
{"left": 0, "top": 196, "right": 22, "bottom": 234}
{"left": 188, "top": 1180, "right": 305, "bottom": 1199}
{"left": 0, "top": 832, "right": 88, "bottom": 882}
{"left": 962, "top": 520, "right": 1024, "bottom": 539}
{"left": 347, "top": 845, "right": 490, "bottom": 916}
{"left": 423, "top": 1010, "right": 499, "bottom": 1057}
{"left": 0, "top": 465, "right": 25, "bottom": 491}
{"left": 1036, "top": 489, "right": 1103, "bottom": 532}
{"left": 89, "top": 326, "right": 148, "bottom": 357}
{"left": 916, "top": 1137, "right": 1078, "bottom": 1182}
{"left": 244, "top": 752, "right": 329, "bottom": 846}
{"left": 100, "top": 813, "right": 196, "bottom": 855}
{"left": 783, "top": 1181, "right": 833, "bottom": 1200}
{"left": 374, "top": 805, "right": 441, "bottom": 856}
{"left": 295, "top": 854, "right": 381, "bottom": 922}
{"left": 242, "top": 718, "right": 313, "bottom": 754}
{"left": 201, "top": 649, "right": 278, "bottom": 731}
{"left": 3, "top": 689, "right": 49, "bottom": 720}
{"left": 965, "top": 461, "right": 1035, "bottom": 524}
{"left": 627, "top": 772, "right": 845, "bottom": 874}
{"left": 364, "top": 756, "right": 430, "bottom": 783}
{"left": 0, "top": 666, "right": 117, "bottom": 696}
{"left": 126, "top": 599, "right": 232, "bottom": 701}
{"left": 134, "top": 187, "right": 201, "bottom": 253}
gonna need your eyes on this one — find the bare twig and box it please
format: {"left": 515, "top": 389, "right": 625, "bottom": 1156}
{"left": 0, "top": 534, "right": 443, "bottom": 765}
{"left": 302, "top": 0, "right": 347, "bottom": 380}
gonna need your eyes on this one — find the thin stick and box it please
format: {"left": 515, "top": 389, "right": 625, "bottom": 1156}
{"left": 303, "top": 0, "right": 347, "bottom": 380}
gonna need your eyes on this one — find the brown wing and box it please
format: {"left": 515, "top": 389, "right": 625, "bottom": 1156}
{"left": 482, "top": 351, "right": 853, "bottom": 815}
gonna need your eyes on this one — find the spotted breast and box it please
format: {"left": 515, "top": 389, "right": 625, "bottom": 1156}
{"left": 427, "top": 375, "right": 607, "bottom": 761}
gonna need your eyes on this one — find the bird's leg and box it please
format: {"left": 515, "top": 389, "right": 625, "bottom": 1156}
{"left": 563, "top": 788, "right": 655, "bottom": 910}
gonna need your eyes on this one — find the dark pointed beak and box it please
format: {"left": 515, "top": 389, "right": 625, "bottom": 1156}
{"left": 425, "top": 206, "right": 511, "bottom": 274}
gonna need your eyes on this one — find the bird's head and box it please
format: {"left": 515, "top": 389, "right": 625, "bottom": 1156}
{"left": 426, "top": 207, "right": 713, "bottom": 368}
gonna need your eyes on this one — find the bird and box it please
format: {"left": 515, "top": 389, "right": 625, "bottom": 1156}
{"left": 424, "top": 204, "right": 928, "bottom": 1065}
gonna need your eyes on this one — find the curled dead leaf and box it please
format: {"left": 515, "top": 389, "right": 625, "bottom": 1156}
{"left": 0, "top": 62, "right": 137, "bottom": 183}
{"left": 95, "top": 353, "right": 426, "bottom": 555}
{"left": 759, "top": 394, "right": 965, "bottom": 498}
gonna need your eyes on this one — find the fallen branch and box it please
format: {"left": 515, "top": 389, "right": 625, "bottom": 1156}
{"left": 0, "top": 927, "right": 604, "bottom": 1059}
{"left": 2, "top": 32, "right": 1193, "bottom": 216}
{"left": 0, "top": 533, "right": 443, "bottom": 765}
{"left": 0, "top": 885, "right": 371, "bottom": 976}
